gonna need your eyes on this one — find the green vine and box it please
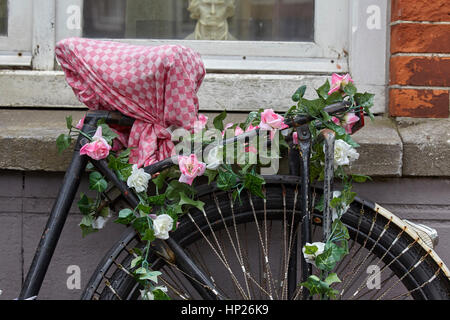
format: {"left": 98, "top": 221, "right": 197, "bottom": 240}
{"left": 57, "top": 73, "right": 374, "bottom": 300}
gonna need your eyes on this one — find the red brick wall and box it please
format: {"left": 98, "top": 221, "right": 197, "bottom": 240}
{"left": 389, "top": 0, "right": 450, "bottom": 118}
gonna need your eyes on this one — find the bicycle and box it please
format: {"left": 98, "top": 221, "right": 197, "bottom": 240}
{"left": 17, "top": 39, "right": 450, "bottom": 301}
{"left": 15, "top": 103, "right": 449, "bottom": 300}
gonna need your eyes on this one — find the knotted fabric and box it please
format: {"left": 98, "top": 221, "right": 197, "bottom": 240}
{"left": 55, "top": 37, "right": 205, "bottom": 167}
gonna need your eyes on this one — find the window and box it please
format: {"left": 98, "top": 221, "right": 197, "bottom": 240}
{"left": 0, "top": 0, "right": 32, "bottom": 66}
{"left": 0, "top": 0, "right": 7, "bottom": 36}
{"left": 54, "top": 0, "right": 349, "bottom": 73}
{"left": 82, "top": 0, "right": 314, "bottom": 42}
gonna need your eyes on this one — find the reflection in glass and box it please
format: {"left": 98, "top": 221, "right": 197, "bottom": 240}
{"left": 83, "top": 0, "right": 314, "bottom": 42}
{"left": 0, "top": 0, "right": 7, "bottom": 36}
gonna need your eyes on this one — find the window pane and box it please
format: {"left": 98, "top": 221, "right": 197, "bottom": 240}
{"left": 0, "top": 0, "right": 7, "bottom": 36}
{"left": 83, "top": 0, "right": 314, "bottom": 42}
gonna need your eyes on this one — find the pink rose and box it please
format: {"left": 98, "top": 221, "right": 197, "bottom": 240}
{"left": 75, "top": 115, "right": 86, "bottom": 130}
{"left": 178, "top": 154, "right": 206, "bottom": 186}
{"left": 328, "top": 73, "right": 354, "bottom": 95}
{"left": 330, "top": 113, "right": 359, "bottom": 134}
{"left": 342, "top": 112, "right": 359, "bottom": 134}
{"left": 194, "top": 114, "right": 208, "bottom": 133}
{"left": 331, "top": 116, "right": 340, "bottom": 126}
{"left": 79, "top": 126, "right": 112, "bottom": 160}
{"left": 234, "top": 126, "right": 244, "bottom": 136}
{"left": 246, "top": 124, "right": 259, "bottom": 132}
{"left": 259, "top": 109, "right": 288, "bottom": 130}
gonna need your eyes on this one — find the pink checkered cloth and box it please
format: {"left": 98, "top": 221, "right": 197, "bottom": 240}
{"left": 55, "top": 37, "right": 206, "bottom": 167}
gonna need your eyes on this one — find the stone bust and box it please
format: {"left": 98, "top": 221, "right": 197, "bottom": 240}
{"left": 186, "top": 0, "right": 236, "bottom": 40}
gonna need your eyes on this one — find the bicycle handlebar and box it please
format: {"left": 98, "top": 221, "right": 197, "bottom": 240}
{"left": 283, "top": 101, "right": 352, "bottom": 127}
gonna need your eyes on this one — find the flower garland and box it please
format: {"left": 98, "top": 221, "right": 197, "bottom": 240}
{"left": 57, "top": 73, "right": 374, "bottom": 300}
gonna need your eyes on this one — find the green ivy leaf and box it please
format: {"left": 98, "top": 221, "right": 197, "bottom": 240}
{"left": 325, "top": 91, "right": 344, "bottom": 105}
{"left": 97, "top": 123, "right": 118, "bottom": 145}
{"left": 243, "top": 173, "right": 265, "bottom": 199}
{"left": 324, "top": 273, "right": 342, "bottom": 286}
{"left": 56, "top": 134, "right": 72, "bottom": 154}
{"left": 153, "top": 289, "right": 171, "bottom": 300}
{"left": 179, "top": 192, "right": 205, "bottom": 212}
{"left": 303, "top": 244, "right": 319, "bottom": 255}
{"left": 89, "top": 171, "right": 108, "bottom": 192}
{"left": 315, "top": 195, "right": 324, "bottom": 212}
{"left": 213, "top": 110, "right": 227, "bottom": 131}
{"left": 292, "top": 85, "right": 307, "bottom": 102}
{"left": 324, "top": 122, "right": 346, "bottom": 136}
{"left": 315, "top": 242, "right": 348, "bottom": 273}
{"left": 79, "top": 215, "right": 97, "bottom": 237}
{"left": 77, "top": 193, "right": 92, "bottom": 215}
{"left": 148, "top": 194, "right": 166, "bottom": 206}
{"left": 137, "top": 203, "right": 151, "bottom": 216}
{"left": 142, "top": 228, "right": 155, "bottom": 242}
{"left": 351, "top": 174, "right": 372, "bottom": 183}
{"left": 299, "top": 98, "right": 326, "bottom": 118}
{"left": 354, "top": 92, "right": 375, "bottom": 109}
{"left": 115, "top": 208, "right": 135, "bottom": 225}
{"left": 66, "top": 115, "right": 73, "bottom": 130}
{"left": 139, "top": 270, "right": 162, "bottom": 283}
{"left": 133, "top": 217, "right": 149, "bottom": 236}
{"left": 204, "top": 169, "right": 218, "bottom": 185}
{"left": 165, "top": 180, "right": 195, "bottom": 202}
{"left": 243, "top": 111, "right": 260, "bottom": 129}
{"left": 130, "top": 256, "right": 143, "bottom": 269}
{"left": 343, "top": 83, "right": 357, "bottom": 96}
{"left": 316, "top": 80, "right": 330, "bottom": 100}
{"left": 152, "top": 169, "right": 169, "bottom": 191}
{"left": 216, "top": 169, "right": 237, "bottom": 191}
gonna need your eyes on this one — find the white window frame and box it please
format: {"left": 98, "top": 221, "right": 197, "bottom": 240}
{"left": 0, "top": 0, "right": 33, "bottom": 66}
{"left": 1, "top": 0, "right": 350, "bottom": 72}
{"left": 53, "top": 0, "right": 349, "bottom": 73}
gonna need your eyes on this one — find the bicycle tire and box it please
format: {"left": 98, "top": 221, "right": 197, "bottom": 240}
{"left": 81, "top": 177, "right": 450, "bottom": 300}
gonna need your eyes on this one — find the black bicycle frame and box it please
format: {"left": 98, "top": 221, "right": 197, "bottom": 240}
{"left": 19, "top": 102, "right": 348, "bottom": 300}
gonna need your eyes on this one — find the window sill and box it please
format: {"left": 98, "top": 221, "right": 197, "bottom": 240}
{"left": 0, "top": 110, "right": 448, "bottom": 177}
{"left": 0, "top": 70, "right": 386, "bottom": 114}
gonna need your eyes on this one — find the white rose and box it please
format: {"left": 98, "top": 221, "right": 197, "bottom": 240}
{"left": 127, "top": 164, "right": 151, "bottom": 193}
{"left": 332, "top": 139, "right": 359, "bottom": 169}
{"left": 331, "top": 191, "right": 350, "bottom": 221}
{"left": 153, "top": 214, "right": 174, "bottom": 240}
{"left": 302, "top": 242, "right": 326, "bottom": 266}
{"left": 205, "top": 146, "right": 223, "bottom": 170}
{"left": 92, "top": 215, "right": 110, "bottom": 230}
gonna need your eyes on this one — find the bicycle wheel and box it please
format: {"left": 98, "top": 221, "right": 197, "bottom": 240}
{"left": 81, "top": 176, "right": 450, "bottom": 300}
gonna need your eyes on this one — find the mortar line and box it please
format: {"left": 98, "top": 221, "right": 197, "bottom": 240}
{"left": 390, "top": 20, "right": 450, "bottom": 26}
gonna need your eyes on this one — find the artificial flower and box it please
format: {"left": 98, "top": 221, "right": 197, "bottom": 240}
{"left": 328, "top": 73, "right": 354, "bottom": 95}
{"left": 127, "top": 164, "right": 151, "bottom": 193}
{"left": 302, "top": 242, "right": 326, "bottom": 266}
{"left": 332, "top": 139, "right": 359, "bottom": 169}
{"left": 153, "top": 214, "right": 174, "bottom": 240}
{"left": 178, "top": 154, "right": 206, "bottom": 185}
{"left": 79, "top": 126, "right": 111, "bottom": 160}
{"left": 331, "top": 191, "right": 350, "bottom": 221}
{"left": 75, "top": 115, "right": 85, "bottom": 130}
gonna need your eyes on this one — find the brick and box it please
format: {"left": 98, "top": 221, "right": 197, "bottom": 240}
{"left": 390, "top": 56, "right": 450, "bottom": 86}
{"left": 389, "top": 89, "right": 449, "bottom": 118}
{"left": 391, "top": 0, "right": 450, "bottom": 22}
{"left": 391, "top": 24, "right": 450, "bottom": 54}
